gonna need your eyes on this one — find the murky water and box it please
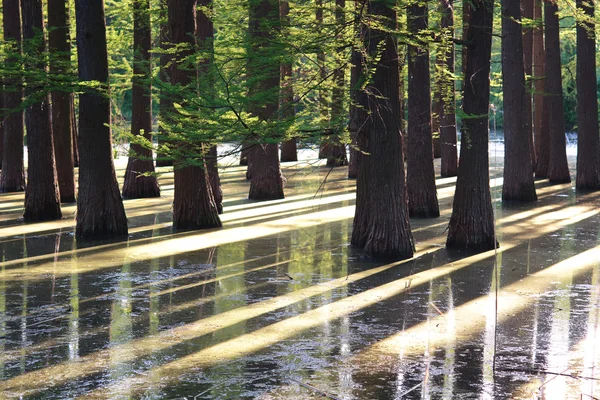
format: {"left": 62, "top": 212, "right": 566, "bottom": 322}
{"left": 0, "top": 147, "right": 599, "bottom": 399}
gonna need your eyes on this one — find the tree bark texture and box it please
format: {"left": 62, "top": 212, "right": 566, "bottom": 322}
{"left": 22, "top": 0, "right": 62, "bottom": 221}
{"left": 575, "top": 0, "right": 599, "bottom": 190}
{"left": 544, "top": 0, "right": 570, "bottom": 183}
{"left": 0, "top": 0, "right": 25, "bottom": 193}
{"left": 446, "top": 0, "right": 496, "bottom": 251}
{"left": 122, "top": 0, "right": 160, "bottom": 199}
{"left": 316, "top": 0, "right": 330, "bottom": 160}
{"left": 351, "top": 0, "right": 414, "bottom": 260}
{"left": 522, "top": 0, "right": 535, "bottom": 167}
{"left": 279, "top": 0, "right": 297, "bottom": 162}
{"left": 407, "top": 1, "right": 439, "bottom": 218}
{"left": 75, "top": 0, "right": 128, "bottom": 239}
{"left": 437, "top": 0, "right": 458, "bottom": 177}
{"left": 206, "top": 145, "right": 223, "bottom": 213}
{"left": 347, "top": 47, "right": 365, "bottom": 180}
{"left": 48, "top": 0, "right": 76, "bottom": 203}
{"left": 501, "top": 0, "right": 537, "bottom": 201}
{"left": 247, "top": 0, "right": 284, "bottom": 200}
{"left": 157, "top": 0, "right": 174, "bottom": 168}
{"left": 532, "top": 0, "right": 548, "bottom": 178}
{"left": 169, "top": 0, "right": 221, "bottom": 230}
{"left": 0, "top": 83, "right": 3, "bottom": 168}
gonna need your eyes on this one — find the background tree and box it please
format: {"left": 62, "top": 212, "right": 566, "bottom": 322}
{"left": 544, "top": 0, "right": 570, "bottom": 183}
{"left": 279, "top": 0, "right": 298, "bottom": 162}
{"left": 575, "top": 0, "right": 599, "bottom": 189}
{"left": 75, "top": 0, "right": 128, "bottom": 239}
{"left": 501, "top": 0, "right": 537, "bottom": 201}
{"left": 532, "top": 0, "right": 548, "bottom": 179}
{"left": 157, "top": 0, "right": 173, "bottom": 168}
{"left": 122, "top": 0, "right": 160, "bottom": 199}
{"left": 0, "top": 0, "right": 25, "bottom": 193}
{"left": 522, "top": 0, "right": 535, "bottom": 167}
{"left": 406, "top": 0, "right": 439, "bottom": 218}
{"left": 21, "top": 0, "right": 62, "bottom": 221}
{"left": 446, "top": 0, "right": 496, "bottom": 251}
{"left": 48, "top": 0, "right": 76, "bottom": 203}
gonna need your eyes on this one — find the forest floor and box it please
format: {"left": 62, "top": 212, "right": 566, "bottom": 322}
{"left": 0, "top": 143, "right": 598, "bottom": 399}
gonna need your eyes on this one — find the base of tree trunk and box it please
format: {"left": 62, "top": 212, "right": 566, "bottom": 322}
{"left": 0, "top": 179, "right": 25, "bottom": 193}
{"left": 280, "top": 139, "right": 298, "bottom": 162}
{"left": 173, "top": 164, "right": 222, "bottom": 231}
{"left": 23, "top": 199, "right": 62, "bottom": 222}
{"left": 76, "top": 210, "right": 128, "bottom": 240}
{"left": 122, "top": 159, "right": 160, "bottom": 199}
{"left": 249, "top": 144, "right": 284, "bottom": 201}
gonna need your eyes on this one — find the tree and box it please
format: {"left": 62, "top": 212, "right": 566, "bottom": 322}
{"left": 48, "top": 0, "right": 76, "bottom": 203}
{"left": 247, "top": 0, "right": 284, "bottom": 201}
{"left": 532, "top": 0, "right": 548, "bottom": 178}
{"left": 0, "top": 0, "right": 25, "bottom": 193}
{"left": 522, "top": 0, "right": 535, "bottom": 167}
{"left": 122, "top": 0, "right": 160, "bottom": 199}
{"left": 501, "top": 0, "right": 537, "bottom": 201}
{"left": 279, "top": 0, "right": 298, "bottom": 163}
{"left": 169, "top": 0, "right": 221, "bottom": 229}
{"left": 21, "top": 0, "right": 62, "bottom": 221}
{"left": 544, "top": 0, "right": 570, "bottom": 183}
{"left": 575, "top": 0, "right": 599, "bottom": 189}
{"left": 406, "top": 0, "right": 439, "bottom": 218}
{"left": 446, "top": 0, "right": 496, "bottom": 251}
{"left": 157, "top": 0, "right": 173, "bottom": 168}
{"left": 75, "top": 0, "right": 128, "bottom": 239}
{"left": 351, "top": 0, "right": 414, "bottom": 259}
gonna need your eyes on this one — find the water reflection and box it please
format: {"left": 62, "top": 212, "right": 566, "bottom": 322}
{"left": 0, "top": 159, "right": 599, "bottom": 398}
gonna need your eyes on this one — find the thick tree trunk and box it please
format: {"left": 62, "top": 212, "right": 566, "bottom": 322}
{"left": 157, "top": 0, "right": 174, "bottom": 168}
{"left": 206, "top": 145, "right": 223, "bottom": 213}
{"left": 407, "top": 1, "right": 439, "bottom": 218}
{"left": 316, "top": 0, "right": 330, "bottom": 160}
{"left": 169, "top": 0, "right": 221, "bottom": 230}
{"left": 122, "top": 0, "right": 160, "bottom": 199}
{"left": 347, "top": 48, "right": 364, "bottom": 180}
{"left": 533, "top": 0, "right": 548, "bottom": 178}
{"left": 501, "top": 0, "right": 537, "bottom": 201}
{"left": 75, "top": 0, "right": 128, "bottom": 239}
{"left": 575, "top": 0, "right": 599, "bottom": 189}
{"left": 0, "top": 0, "right": 25, "bottom": 193}
{"left": 351, "top": 0, "right": 414, "bottom": 260}
{"left": 279, "top": 0, "right": 298, "bottom": 163}
{"left": 48, "top": 0, "right": 76, "bottom": 203}
{"left": 522, "top": 0, "right": 535, "bottom": 167}
{"left": 247, "top": 0, "right": 284, "bottom": 200}
{"left": 446, "top": 0, "right": 496, "bottom": 251}
{"left": 22, "top": 0, "right": 62, "bottom": 221}
{"left": 438, "top": 0, "right": 458, "bottom": 177}
{"left": 544, "top": 0, "right": 570, "bottom": 183}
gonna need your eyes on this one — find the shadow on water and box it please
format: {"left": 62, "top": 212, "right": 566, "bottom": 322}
{"left": 0, "top": 153, "right": 598, "bottom": 399}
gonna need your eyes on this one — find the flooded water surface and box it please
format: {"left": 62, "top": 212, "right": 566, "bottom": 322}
{"left": 0, "top": 150, "right": 599, "bottom": 399}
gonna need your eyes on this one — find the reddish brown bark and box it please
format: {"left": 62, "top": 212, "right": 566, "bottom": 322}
{"left": 75, "top": 0, "right": 128, "bottom": 239}
{"left": 279, "top": 1, "right": 297, "bottom": 163}
{"left": 0, "top": 0, "right": 25, "bottom": 193}
{"left": 532, "top": 0, "right": 548, "bottom": 178}
{"left": 446, "top": 0, "right": 496, "bottom": 251}
{"left": 157, "top": 0, "right": 174, "bottom": 168}
{"left": 206, "top": 145, "right": 223, "bottom": 214}
{"left": 122, "top": 0, "right": 160, "bottom": 199}
{"left": 522, "top": 0, "right": 535, "bottom": 167}
{"left": 407, "top": 0, "right": 439, "bottom": 218}
{"left": 48, "top": 0, "right": 76, "bottom": 203}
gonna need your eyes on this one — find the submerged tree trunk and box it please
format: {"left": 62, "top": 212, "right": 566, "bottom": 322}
{"left": 22, "top": 0, "right": 62, "bottom": 221}
{"left": 544, "top": 0, "right": 570, "bottom": 183}
{"left": 532, "top": 0, "right": 548, "bottom": 178}
{"left": 279, "top": 0, "right": 297, "bottom": 162}
{"left": 169, "top": 0, "right": 221, "bottom": 230}
{"left": 247, "top": 0, "right": 284, "bottom": 200}
{"left": 501, "top": 0, "right": 537, "bottom": 201}
{"left": 351, "top": 0, "right": 414, "bottom": 260}
{"left": 522, "top": 0, "right": 535, "bottom": 167}
{"left": 75, "top": 0, "right": 128, "bottom": 239}
{"left": 48, "top": 0, "right": 76, "bottom": 203}
{"left": 407, "top": 0, "right": 439, "bottom": 218}
{"left": 122, "top": 0, "right": 160, "bottom": 199}
{"left": 575, "top": 0, "right": 599, "bottom": 189}
{"left": 446, "top": 0, "right": 496, "bottom": 251}
{"left": 0, "top": 0, "right": 26, "bottom": 193}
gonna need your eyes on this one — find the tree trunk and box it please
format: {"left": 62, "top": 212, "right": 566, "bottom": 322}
{"left": 544, "top": 0, "right": 570, "bottom": 183}
{"left": 122, "top": 0, "right": 160, "bottom": 199}
{"left": 157, "top": 0, "right": 174, "bottom": 168}
{"left": 247, "top": 0, "right": 284, "bottom": 200}
{"left": 48, "top": 0, "right": 76, "bottom": 203}
{"left": 347, "top": 47, "right": 364, "bottom": 180}
{"left": 438, "top": 0, "right": 458, "bottom": 177}
{"left": 522, "top": 0, "right": 535, "bottom": 167}
{"left": 0, "top": 83, "right": 3, "bottom": 168}
{"left": 316, "top": 0, "right": 330, "bottom": 160}
{"left": 407, "top": 0, "right": 439, "bottom": 218}
{"left": 532, "top": 0, "right": 548, "bottom": 178}
{"left": 75, "top": 0, "right": 128, "bottom": 239}
{"left": 575, "top": 0, "right": 599, "bottom": 189}
{"left": 169, "top": 0, "right": 221, "bottom": 230}
{"left": 206, "top": 145, "right": 223, "bottom": 213}
{"left": 501, "top": 0, "right": 537, "bottom": 201}
{"left": 446, "top": 0, "right": 496, "bottom": 251}
{"left": 279, "top": 0, "right": 298, "bottom": 162}
{"left": 21, "top": 0, "right": 62, "bottom": 221}
{"left": 0, "top": 0, "right": 25, "bottom": 193}
{"left": 351, "top": 0, "right": 414, "bottom": 260}
{"left": 327, "top": 0, "right": 349, "bottom": 168}
{"left": 72, "top": 105, "right": 79, "bottom": 167}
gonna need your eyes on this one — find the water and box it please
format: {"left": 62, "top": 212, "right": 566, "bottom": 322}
{"left": 0, "top": 149, "right": 598, "bottom": 399}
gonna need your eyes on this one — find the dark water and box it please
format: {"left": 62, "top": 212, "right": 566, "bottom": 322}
{"left": 0, "top": 154, "right": 598, "bottom": 399}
